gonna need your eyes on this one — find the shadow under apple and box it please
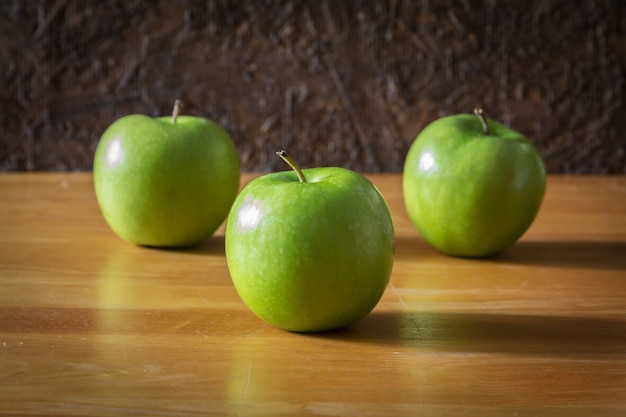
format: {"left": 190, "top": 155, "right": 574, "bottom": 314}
{"left": 140, "top": 235, "right": 227, "bottom": 257}
{"left": 310, "top": 310, "right": 626, "bottom": 358}
{"left": 395, "top": 235, "right": 626, "bottom": 272}
{"left": 494, "top": 240, "right": 626, "bottom": 272}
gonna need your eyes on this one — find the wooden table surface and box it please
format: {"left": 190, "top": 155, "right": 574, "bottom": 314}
{"left": 1, "top": 173, "right": 625, "bottom": 416}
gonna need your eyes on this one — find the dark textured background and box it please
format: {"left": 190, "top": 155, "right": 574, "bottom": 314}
{"left": 1, "top": 0, "right": 624, "bottom": 173}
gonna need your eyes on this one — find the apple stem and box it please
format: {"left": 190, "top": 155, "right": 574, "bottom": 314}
{"left": 474, "top": 107, "right": 490, "bottom": 135}
{"left": 276, "top": 150, "right": 307, "bottom": 183}
{"left": 171, "top": 100, "right": 182, "bottom": 124}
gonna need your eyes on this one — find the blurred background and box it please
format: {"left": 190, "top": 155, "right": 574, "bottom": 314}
{"left": 1, "top": 0, "right": 624, "bottom": 173}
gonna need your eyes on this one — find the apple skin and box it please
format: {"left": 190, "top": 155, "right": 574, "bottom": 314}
{"left": 93, "top": 114, "right": 240, "bottom": 247}
{"left": 403, "top": 113, "right": 546, "bottom": 258}
{"left": 225, "top": 167, "right": 395, "bottom": 332}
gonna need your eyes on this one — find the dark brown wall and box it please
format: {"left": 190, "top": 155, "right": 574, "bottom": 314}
{"left": 1, "top": 0, "right": 624, "bottom": 173}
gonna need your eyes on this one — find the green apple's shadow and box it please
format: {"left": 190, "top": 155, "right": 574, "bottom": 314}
{"left": 395, "top": 236, "right": 626, "bottom": 272}
{"left": 310, "top": 310, "right": 626, "bottom": 357}
{"left": 189, "top": 235, "right": 226, "bottom": 256}
{"left": 143, "top": 235, "right": 226, "bottom": 256}
{"left": 493, "top": 240, "right": 626, "bottom": 271}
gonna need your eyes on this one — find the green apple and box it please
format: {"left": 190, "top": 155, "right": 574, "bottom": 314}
{"left": 403, "top": 108, "right": 546, "bottom": 258}
{"left": 93, "top": 101, "right": 240, "bottom": 247}
{"left": 225, "top": 151, "right": 395, "bottom": 332}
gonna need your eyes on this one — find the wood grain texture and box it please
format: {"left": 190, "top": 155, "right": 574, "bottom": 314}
{"left": 0, "top": 173, "right": 625, "bottom": 416}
